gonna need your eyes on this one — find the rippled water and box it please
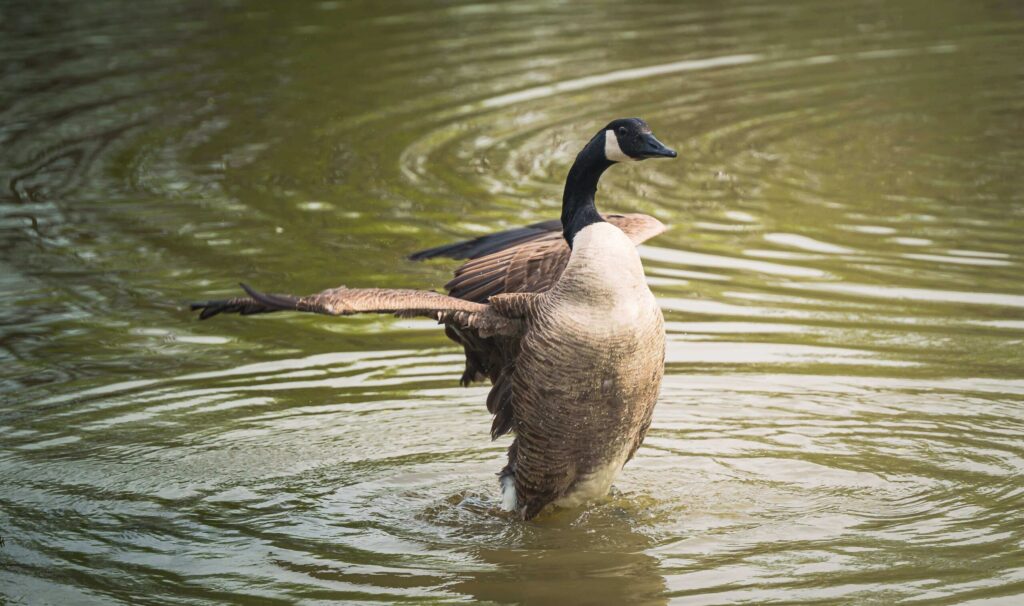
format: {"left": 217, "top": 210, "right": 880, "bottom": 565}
{"left": 2, "top": 0, "right": 1023, "bottom": 603}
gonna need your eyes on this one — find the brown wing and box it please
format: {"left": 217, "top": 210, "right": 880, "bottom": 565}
{"left": 411, "top": 213, "right": 666, "bottom": 303}
{"left": 609, "top": 213, "right": 670, "bottom": 245}
{"left": 191, "top": 283, "right": 518, "bottom": 337}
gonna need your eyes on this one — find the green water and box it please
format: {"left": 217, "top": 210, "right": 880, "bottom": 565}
{"left": 2, "top": 0, "right": 1023, "bottom": 603}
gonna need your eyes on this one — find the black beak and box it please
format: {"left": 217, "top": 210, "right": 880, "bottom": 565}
{"left": 637, "top": 133, "right": 677, "bottom": 159}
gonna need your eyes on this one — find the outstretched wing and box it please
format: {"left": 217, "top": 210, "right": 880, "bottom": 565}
{"left": 191, "top": 283, "right": 518, "bottom": 336}
{"left": 410, "top": 213, "right": 666, "bottom": 303}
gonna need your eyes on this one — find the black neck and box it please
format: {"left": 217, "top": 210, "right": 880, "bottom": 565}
{"left": 561, "top": 137, "right": 612, "bottom": 247}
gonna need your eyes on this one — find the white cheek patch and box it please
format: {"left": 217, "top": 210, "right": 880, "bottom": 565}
{"left": 604, "top": 129, "right": 634, "bottom": 162}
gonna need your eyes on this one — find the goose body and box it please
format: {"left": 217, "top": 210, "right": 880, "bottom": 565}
{"left": 506, "top": 221, "right": 665, "bottom": 517}
{"left": 191, "top": 118, "right": 676, "bottom": 519}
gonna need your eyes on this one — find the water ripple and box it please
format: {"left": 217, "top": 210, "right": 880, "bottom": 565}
{"left": 2, "top": 0, "right": 1023, "bottom": 603}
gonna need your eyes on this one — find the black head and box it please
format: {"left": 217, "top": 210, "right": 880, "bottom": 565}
{"left": 599, "top": 117, "right": 677, "bottom": 162}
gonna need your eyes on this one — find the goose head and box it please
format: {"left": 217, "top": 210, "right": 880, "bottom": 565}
{"left": 600, "top": 117, "right": 677, "bottom": 162}
{"left": 560, "top": 117, "right": 676, "bottom": 247}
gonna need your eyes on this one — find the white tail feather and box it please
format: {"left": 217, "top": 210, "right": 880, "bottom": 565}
{"left": 500, "top": 475, "right": 517, "bottom": 511}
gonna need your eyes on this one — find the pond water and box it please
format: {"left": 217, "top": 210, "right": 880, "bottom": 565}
{"left": 2, "top": 0, "right": 1023, "bottom": 603}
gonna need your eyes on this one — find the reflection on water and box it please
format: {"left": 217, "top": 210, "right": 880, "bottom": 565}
{"left": 2, "top": 0, "right": 1023, "bottom": 603}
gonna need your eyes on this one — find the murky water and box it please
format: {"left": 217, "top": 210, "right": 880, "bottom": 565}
{"left": 2, "top": 0, "right": 1023, "bottom": 603}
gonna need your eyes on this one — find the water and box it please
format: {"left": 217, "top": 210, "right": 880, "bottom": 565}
{"left": 2, "top": 0, "right": 1023, "bottom": 603}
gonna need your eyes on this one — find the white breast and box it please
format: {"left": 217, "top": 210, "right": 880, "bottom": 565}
{"left": 559, "top": 222, "right": 650, "bottom": 305}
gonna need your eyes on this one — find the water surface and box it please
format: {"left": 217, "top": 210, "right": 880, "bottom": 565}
{"left": 2, "top": 0, "right": 1023, "bottom": 603}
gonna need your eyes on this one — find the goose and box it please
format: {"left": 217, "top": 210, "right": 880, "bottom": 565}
{"left": 192, "top": 117, "right": 677, "bottom": 520}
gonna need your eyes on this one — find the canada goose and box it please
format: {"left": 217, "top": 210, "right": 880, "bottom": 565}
{"left": 192, "top": 117, "right": 677, "bottom": 519}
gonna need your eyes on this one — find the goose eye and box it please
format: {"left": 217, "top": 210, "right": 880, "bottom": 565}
{"left": 617, "top": 126, "right": 627, "bottom": 136}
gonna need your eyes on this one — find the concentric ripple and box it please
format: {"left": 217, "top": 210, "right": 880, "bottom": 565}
{"left": 2, "top": 0, "right": 1023, "bottom": 603}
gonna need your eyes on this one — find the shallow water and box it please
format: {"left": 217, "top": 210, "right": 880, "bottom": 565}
{"left": 2, "top": 0, "right": 1023, "bottom": 603}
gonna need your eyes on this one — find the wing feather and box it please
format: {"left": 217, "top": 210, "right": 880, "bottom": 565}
{"left": 191, "top": 283, "right": 520, "bottom": 336}
{"left": 414, "top": 213, "right": 665, "bottom": 303}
